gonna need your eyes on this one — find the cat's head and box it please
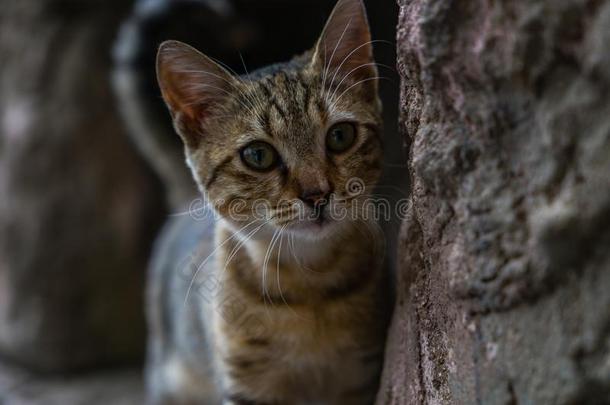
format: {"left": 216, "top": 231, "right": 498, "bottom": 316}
{"left": 157, "top": 0, "right": 382, "bottom": 240}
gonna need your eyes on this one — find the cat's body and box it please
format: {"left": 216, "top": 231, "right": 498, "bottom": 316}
{"left": 146, "top": 1, "right": 391, "bottom": 403}
{"left": 147, "top": 208, "right": 389, "bottom": 404}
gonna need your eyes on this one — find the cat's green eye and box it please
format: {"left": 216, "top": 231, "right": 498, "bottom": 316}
{"left": 240, "top": 141, "right": 279, "bottom": 171}
{"left": 326, "top": 122, "right": 356, "bottom": 153}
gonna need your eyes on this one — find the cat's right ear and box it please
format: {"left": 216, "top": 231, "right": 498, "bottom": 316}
{"left": 156, "top": 40, "right": 236, "bottom": 146}
{"left": 311, "top": 0, "right": 376, "bottom": 85}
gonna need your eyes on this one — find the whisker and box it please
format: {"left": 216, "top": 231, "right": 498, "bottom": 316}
{"left": 233, "top": 54, "right": 271, "bottom": 124}
{"left": 183, "top": 219, "right": 260, "bottom": 305}
{"left": 180, "top": 83, "right": 257, "bottom": 115}
{"left": 219, "top": 220, "right": 269, "bottom": 280}
{"left": 205, "top": 55, "right": 239, "bottom": 77}
{"left": 327, "top": 38, "right": 395, "bottom": 95}
{"left": 328, "top": 76, "right": 391, "bottom": 112}
{"left": 261, "top": 228, "right": 281, "bottom": 315}
{"left": 289, "top": 234, "right": 321, "bottom": 275}
{"left": 174, "top": 70, "right": 257, "bottom": 112}
{"left": 270, "top": 207, "right": 299, "bottom": 219}
{"left": 238, "top": 52, "right": 251, "bottom": 79}
{"left": 322, "top": 18, "right": 353, "bottom": 105}
{"left": 276, "top": 228, "right": 305, "bottom": 319}
{"left": 274, "top": 216, "right": 300, "bottom": 226}
{"left": 329, "top": 62, "right": 395, "bottom": 103}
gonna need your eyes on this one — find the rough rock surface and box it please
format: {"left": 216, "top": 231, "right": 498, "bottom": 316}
{"left": 378, "top": 0, "right": 610, "bottom": 403}
{"left": 0, "top": 0, "right": 164, "bottom": 371}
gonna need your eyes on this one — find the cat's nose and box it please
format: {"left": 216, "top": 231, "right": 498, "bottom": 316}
{"left": 300, "top": 189, "right": 331, "bottom": 208}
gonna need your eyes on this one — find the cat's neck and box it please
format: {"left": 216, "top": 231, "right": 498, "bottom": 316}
{"left": 219, "top": 218, "right": 378, "bottom": 272}
{"left": 217, "top": 217, "right": 381, "bottom": 304}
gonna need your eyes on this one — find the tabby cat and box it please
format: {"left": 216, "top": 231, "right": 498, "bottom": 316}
{"left": 147, "top": 0, "right": 390, "bottom": 403}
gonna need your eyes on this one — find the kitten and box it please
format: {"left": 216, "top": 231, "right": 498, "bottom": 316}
{"left": 147, "top": 0, "right": 390, "bottom": 403}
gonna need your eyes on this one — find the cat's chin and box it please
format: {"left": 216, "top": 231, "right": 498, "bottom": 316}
{"left": 283, "top": 217, "right": 344, "bottom": 241}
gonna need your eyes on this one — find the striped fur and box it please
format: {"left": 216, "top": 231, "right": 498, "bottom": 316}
{"left": 148, "top": 0, "right": 390, "bottom": 403}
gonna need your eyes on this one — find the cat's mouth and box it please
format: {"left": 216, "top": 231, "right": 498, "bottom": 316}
{"left": 266, "top": 195, "right": 361, "bottom": 239}
{"left": 280, "top": 208, "right": 340, "bottom": 240}
{"left": 270, "top": 195, "right": 360, "bottom": 238}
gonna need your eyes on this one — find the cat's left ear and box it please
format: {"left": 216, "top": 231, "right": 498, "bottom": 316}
{"left": 312, "top": 0, "right": 377, "bottom": 85}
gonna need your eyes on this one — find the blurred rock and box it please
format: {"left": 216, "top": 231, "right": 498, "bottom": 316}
{"left": 378, "top": 0, "right": 610, "bottom": 403}
{"left": 0, "top": 0, "right": 165, "bottom": 371}
{"left": 0, "top": 360, "right": 143, "bottom": 405}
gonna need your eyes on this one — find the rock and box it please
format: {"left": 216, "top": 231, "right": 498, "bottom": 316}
{"left": 378, "top": 0, "right": 610, "bottom": 403}
{"left": 0, "top": 360, "right": 143, "bottom": 404}
{"left": 0, "top": 0, "right": 165, "bottom": 371}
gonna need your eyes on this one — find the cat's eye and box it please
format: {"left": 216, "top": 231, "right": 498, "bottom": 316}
{"left": 240, "top": 141, "right": 279, "bottom": 171}
{"left": 326, "top": 122, "right": 356, "bottom": 153}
